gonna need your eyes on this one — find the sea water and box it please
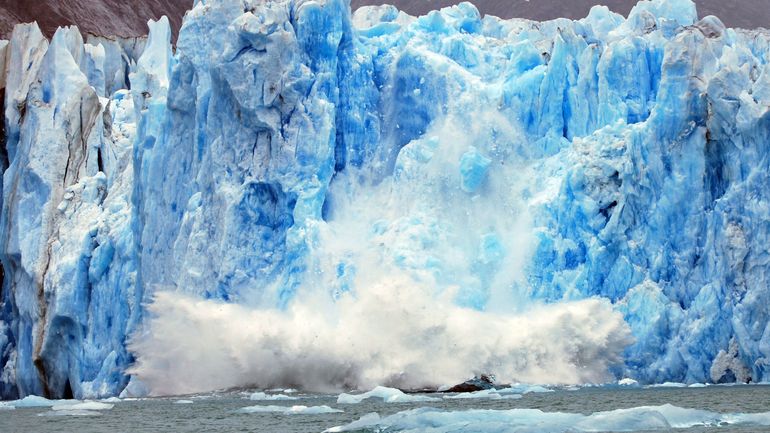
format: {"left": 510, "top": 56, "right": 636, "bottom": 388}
{"left": 2, "top": 385, "right": 769, "bottom": 432}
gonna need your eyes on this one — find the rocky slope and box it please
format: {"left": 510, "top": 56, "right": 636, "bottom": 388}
{"left": 1, "top": 0, "right": 768, "bottom": 40}
{"left": 354, "top": 0, "right": 770, "bottom": 29}
{"left": 0, "top": 0, "right": 186, "bottom": 39}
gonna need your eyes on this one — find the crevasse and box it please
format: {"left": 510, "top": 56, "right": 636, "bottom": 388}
{"left": 0, "top": 0, "right": 769, "bottom": 399}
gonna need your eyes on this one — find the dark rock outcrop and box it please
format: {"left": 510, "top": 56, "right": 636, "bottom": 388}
{"left": 0, "top": 0, "right": 187, "bottom": 40}
{"left": 1, "top": 0, "right": 768, "bottom": 42}
{"left": 445, "top": 375, "right": 496, "bottom": 393}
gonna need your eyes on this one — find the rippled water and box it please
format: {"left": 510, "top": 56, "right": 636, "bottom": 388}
{"left": 2, "top": 385, "right": 770, "bottom": 432}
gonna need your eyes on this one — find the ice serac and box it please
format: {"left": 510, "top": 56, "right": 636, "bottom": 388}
{"left": 135, "top": 0, "right": 347, "bottom": 305}
{"left": 0, "top": 21, "right": 149, "bottom": 398}
{"left": 2, "top": 0, "right": 770, "bottom": 398}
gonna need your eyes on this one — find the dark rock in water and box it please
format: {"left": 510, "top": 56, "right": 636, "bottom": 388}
{"left": 446, "top": 375, "right": 496, "bottom": 393}
{"left": 401, "top": 387, "right": 440, "bottom": 394}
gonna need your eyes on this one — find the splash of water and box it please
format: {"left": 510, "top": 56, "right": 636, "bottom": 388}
{"left": 129, "top": 291, "right": 630, "bottom": 395}
{"left": 128, "top": 111, "right": 631, "bottom": 396}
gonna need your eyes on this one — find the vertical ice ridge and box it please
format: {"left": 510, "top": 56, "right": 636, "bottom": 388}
{"left": 0, "top": 20, "right": 155, "bottom": 399}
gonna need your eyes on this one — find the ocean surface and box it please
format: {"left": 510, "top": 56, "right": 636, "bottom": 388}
{"left": 1, "top": 385, "right": 770, "bottom": 432}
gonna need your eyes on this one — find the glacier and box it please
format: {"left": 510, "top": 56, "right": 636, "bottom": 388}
{"left": 0, "top": 0, "right": 769, "bottom": 399}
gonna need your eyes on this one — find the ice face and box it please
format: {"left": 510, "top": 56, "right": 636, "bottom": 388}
{"left": 1, "top": 22, "right": 147, "bottom": 399}
{"left": 2, "top": 0, "right": 770, "bottom": 398}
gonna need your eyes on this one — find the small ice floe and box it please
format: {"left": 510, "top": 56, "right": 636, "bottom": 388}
{"left": 248, "top": 391, "right": 299, "bottom": 401}
{"left": 443, "top": 389, "right": 522, "bottom": 400}
{"left": 5, "top": 395, "right": 59, "bottom": 408}
{"left": 51, "top": 402, "right": 114, "bottom": 411}
{"left": 237, "top": 405, "right": 342, "bottom": 414}
{"left": 503, "top": 384, "right": 553, "bottom": 394}
{"left": 102, "top": 397, "right": 122, "bottom": 403}
{"left": 0, "top": 396, "right": 115, "bottom": 412}
{"left": 647, "top": 382, "right": 688, "bottom": 388}
{"left": 28, "top": 400, "right": 116, "bottom": 417}
{"left": 174, "top": 400, "right": 194, "bottom": 404}
{"left": 618, "top": 378, "right": 640, "bottom": 387}
{"left": 337, "top": 386, "right": 439, "bottom": 404}
{"left": 689, "top": 383, "right": 709, "bottom": 388}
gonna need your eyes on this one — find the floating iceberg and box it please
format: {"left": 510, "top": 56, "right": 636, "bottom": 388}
{"left": 618, "top": 378, "right": 640, "bottom": 387}
{"left": 249, "top": 392, "right": 299, "bottom": 401}
{"left": 50, "top": 401, "right": 114, "bottom": 411}
{"left": 444, "top": 389, "right": 522, "bottom": 400}
{"left": 502, "top": 384, "right": 554, "bottom": 394}
{"left": 102, "top": 396, "right": 122, "bottom": 403}
{"left": 337, "top": 387, "right": 439, "bottom": 404}
{"left": 3, "top": 396, "right": 116, "bottom": 416}
{"left": 326, "top": 404, "right": 770, "bottom": 432}
{"left": 647, "top": 382, "right": 689, "bottom": 388}
{"left": 1, "top": 0, "right": 770, "bottom": 399}
{"left": 2, "top": 395, "right": 58, "bottom": 408}
{"left": 237, "top": 405, "right": 343, "bottom": 415}
{"left": 0, "top": 396, "right": 115, "bottom": 410}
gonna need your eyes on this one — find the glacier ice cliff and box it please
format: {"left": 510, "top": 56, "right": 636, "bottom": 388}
{"left": 1, "top": 0, "right": 770, "bottom": 398}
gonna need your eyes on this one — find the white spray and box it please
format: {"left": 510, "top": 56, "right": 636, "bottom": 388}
{"left": 128, "top": 109, "right": 632, "bottom": 396}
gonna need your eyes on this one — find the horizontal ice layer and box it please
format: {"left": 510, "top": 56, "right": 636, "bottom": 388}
{"left": 2, "top": 0, "right": 770, "bottom": 398}
{"left": 326, "top": 405, "right": 770, "bottom": 432}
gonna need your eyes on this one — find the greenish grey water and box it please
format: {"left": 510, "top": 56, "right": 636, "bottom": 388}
{"left": 2, "top": 385, "right": 770, "bottom": 433}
